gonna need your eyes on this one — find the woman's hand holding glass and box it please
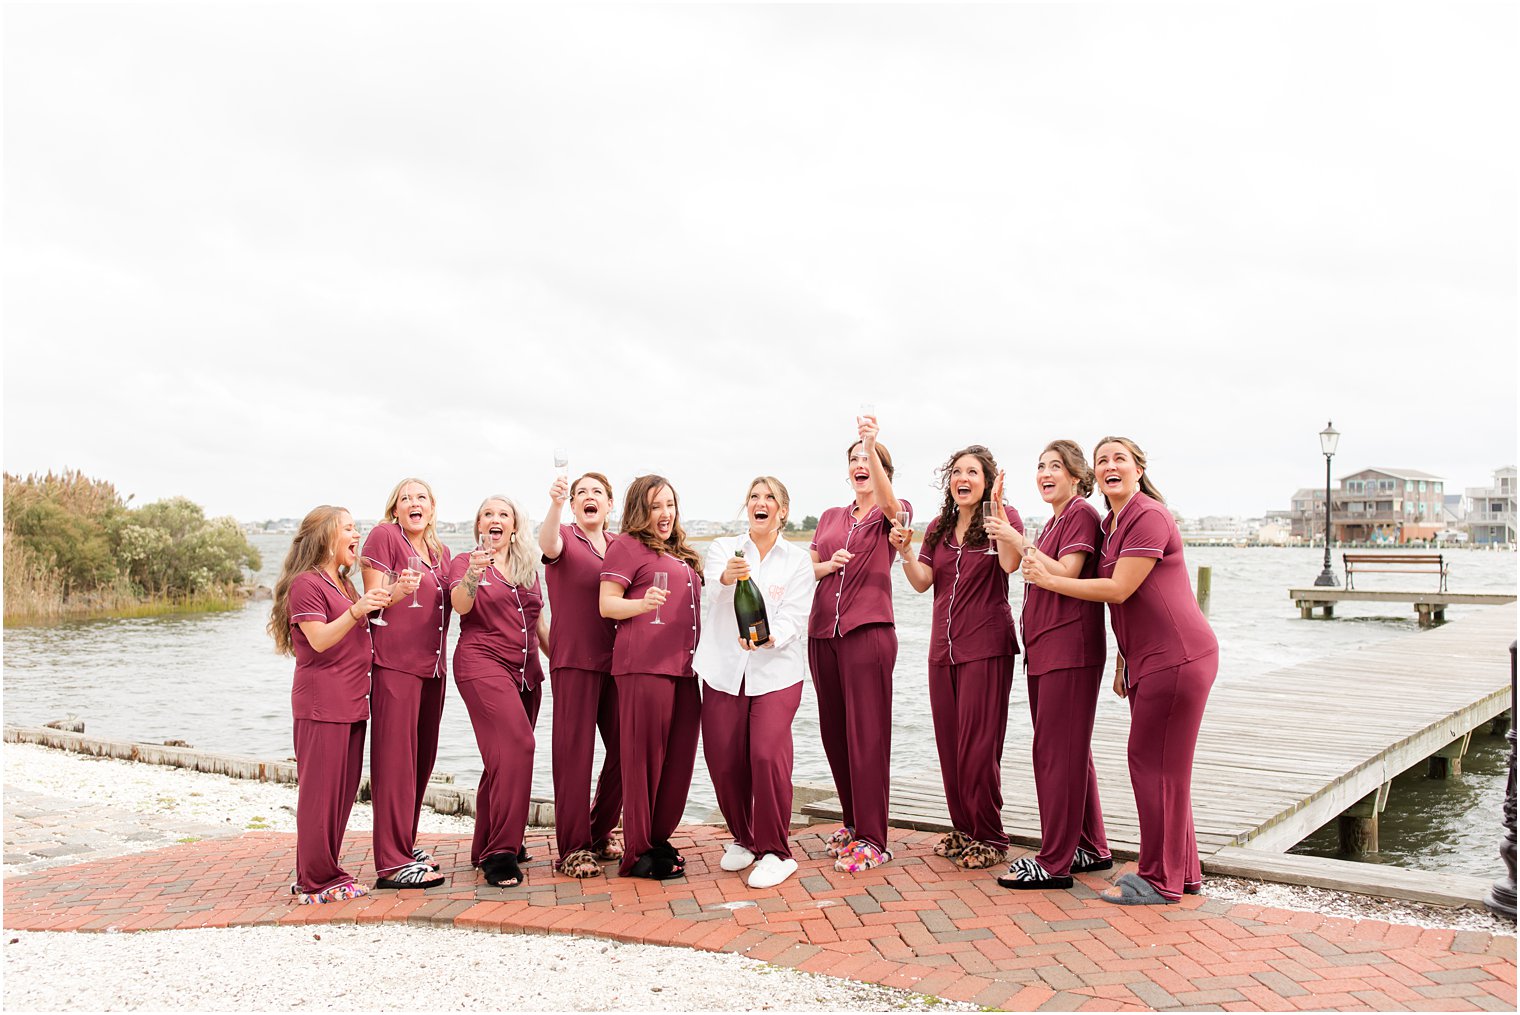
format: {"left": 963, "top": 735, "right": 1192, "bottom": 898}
{"left": 889, "top": 521, "right": 914, "bottom": 561}
{"left": 1021, "top": 551, "right": 1055, "bottom": 589}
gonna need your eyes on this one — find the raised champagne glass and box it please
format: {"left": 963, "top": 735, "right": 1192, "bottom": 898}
{"left": 650, "top": 571, "right": 668, "bottom": 625}
{"left": 407, "top": 555, "right": 427, "bottom": 608}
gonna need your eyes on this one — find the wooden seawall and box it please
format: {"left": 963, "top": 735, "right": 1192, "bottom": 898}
{"left": 805, "top": 605, "right": 1516, "bottom": 904}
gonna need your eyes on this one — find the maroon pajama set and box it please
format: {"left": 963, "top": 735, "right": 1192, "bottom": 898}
{"left": 360, "top": 524, "right": 452, "bottom": 877}
{"left": 447, "top": 556, "right": 544, "bottom": 868}
{"left": 543, "top": 524, "right": 623, "bottom": 867}
{"left": 600, "top": 539, "right": 702, "bottom": 877}
{"left": 1021, "top": 498, "right": 1110, "bottom": 877}
{"left": 1101, "top": 493, "right": 1218, "bottom": 901}
{"left": 287, "top": 571, "right": 374, "bottom": 895}
{"left": 807, "top": 500, "right": 909, "bottom": 854}
{"left": 917, "top": 508, "right": 1022, "bottom": 851}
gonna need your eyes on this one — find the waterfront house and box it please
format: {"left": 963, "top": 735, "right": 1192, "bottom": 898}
{"left": 1288, "top": 468, "right": 1446, "bottom": 545}
{"left": 1463, "top": 466, "right": 1517, "bottom": 546}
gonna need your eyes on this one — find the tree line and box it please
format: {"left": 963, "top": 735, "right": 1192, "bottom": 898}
{"left": 4, "top": 470, "right": 261, "bottom": 623}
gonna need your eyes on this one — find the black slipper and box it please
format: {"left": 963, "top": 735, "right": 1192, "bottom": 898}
{"left": 517, "top": 844, "right": 532, "bottom": 863}
{"left": 650, "top": 842, "right": 685, "bottom": 867}
{"left": 629, "top": 850, "right": 684, "bottom": 880}
{"left": 481, "top": 853, "right": 524, "bottom": 888}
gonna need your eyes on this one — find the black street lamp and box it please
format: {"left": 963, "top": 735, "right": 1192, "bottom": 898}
{"left": 1314, "top": 421, "right": 1340, "bottom": 587}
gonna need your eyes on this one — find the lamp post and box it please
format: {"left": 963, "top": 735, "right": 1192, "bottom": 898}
{"left": 1314, "top": 421, "right": 1340, "bottom": 587}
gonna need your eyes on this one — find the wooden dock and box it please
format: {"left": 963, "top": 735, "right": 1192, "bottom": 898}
{"left": 804, "top": 605, "right": 1516, "bottom": 893}
{"left": 1289, "top": 587, "right": 1516, "bottom": 625}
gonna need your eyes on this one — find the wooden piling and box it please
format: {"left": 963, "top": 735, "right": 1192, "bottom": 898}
{"left": 1429, "top": 731, "right": 1472, "bottom": 779}
{"left": 1195, "top": 565, "right": 1212, "bottom": 617}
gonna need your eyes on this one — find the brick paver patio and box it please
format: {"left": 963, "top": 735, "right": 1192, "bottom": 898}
{"left": 4, "top": 823, "right": 1514, "bottom": 1011}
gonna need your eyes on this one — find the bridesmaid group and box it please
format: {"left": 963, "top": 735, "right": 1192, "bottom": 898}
{"left": 268, "top": 420, "right": 1216, "bottom": 909}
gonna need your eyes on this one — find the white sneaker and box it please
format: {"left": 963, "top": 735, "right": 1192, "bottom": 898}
{"left": 720, "top": 843, "right": 756, "bottom": 872}
{"left": 747, "top": 853, "right": 798, "bottom": 889}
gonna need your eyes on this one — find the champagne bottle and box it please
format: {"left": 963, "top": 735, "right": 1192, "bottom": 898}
{"left": 732, "top": 549, "right": 771, "bottom": 646}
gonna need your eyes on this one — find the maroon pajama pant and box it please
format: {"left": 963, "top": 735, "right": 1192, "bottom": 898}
{"left": 1028, "top": 665, "right": 1109, "bottom": 876}
{"left": 368, "top": 667, "right": 446, "bottom": 874}
{"left": 928, "top": 655, "right": 1015, "bottom": 849}
{"left": 809, "top": 624, "right": 896, "bottom": 851}
{"left": 702, "top": 680, "right": 803, "bottom": 860}
{"left": 550, "top": 667, "right": 622, "bottom": 864}
{"left": 615, "top": 673, "right": 701, "bottom": 877}
{"left": 1127, "top": 652, "right": 1216, "bottom": 900}
{"left": 457, "top": 676, "right": 536, "bottom": 867}
{"left": 293, "top": 718, "right": 366, "bottom": 894}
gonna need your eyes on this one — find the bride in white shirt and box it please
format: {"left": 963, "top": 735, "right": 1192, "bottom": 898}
{"left": 694, "top": 476, "right": 817, "bottom": 889}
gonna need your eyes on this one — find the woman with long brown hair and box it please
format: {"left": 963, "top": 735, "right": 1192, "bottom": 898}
{"left": 360, "top": 478, "right": 450, "bottom": 891}
{"left": 448, "top": 495, "right": 549, "bottom": 889}
{"left": 808, "top": 413, "right": 910, "bottom": 873}
{"left": 539, "top": 470, "right": 624, "bottom": 879}
{"left": 895, "top": 445, "right": 1021, "bottom": 872}
{"left": 598, "top": 475, "right": 703, "bottom": 880}
{"left": 994, "top": 441, "right": 1112, "bottom": 891}
{"left": 268, "top": 506, "right": 390, "bottom": 904}
{"left": 1023, "top": 437, "right": 1217, "bottom": 904}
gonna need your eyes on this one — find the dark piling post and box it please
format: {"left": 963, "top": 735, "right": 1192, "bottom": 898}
{"left": 1486, "top": 640, "right": 1517, "bottom": 921}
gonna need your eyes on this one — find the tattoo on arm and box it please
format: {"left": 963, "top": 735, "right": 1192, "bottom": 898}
{"left": 464, "top": 574, "right": 479, "bottom": 598}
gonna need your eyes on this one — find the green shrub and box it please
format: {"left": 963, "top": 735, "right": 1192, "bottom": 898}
{"left": 3, "top": 471, "right": 261, "bottom": 621}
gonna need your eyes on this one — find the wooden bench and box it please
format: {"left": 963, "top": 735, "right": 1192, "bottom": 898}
{"left": 1342, "top": 553, "right": 1448, "bottom": 592}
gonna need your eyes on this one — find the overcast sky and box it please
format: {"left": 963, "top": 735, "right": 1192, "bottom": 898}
{"left": 4, "top": 2, "right": 1515, "bottom": 525}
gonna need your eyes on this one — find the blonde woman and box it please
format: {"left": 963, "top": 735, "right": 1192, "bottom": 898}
{"left": 360, "top": 478, "right": 451, "bottom": 890}
{"left": 448, "top": 496, "right": 550, "bottom": 889}
{"left": 268, "top": 506, "right": 390, "bottom": 904}
{"left": 695, "top": 476, "right": 816, "bottom": 889}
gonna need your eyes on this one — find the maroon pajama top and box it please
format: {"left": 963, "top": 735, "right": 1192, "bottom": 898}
{"left": 1099, "top": 493, "right": 1217, "bottom": 685}
{"left": 600, "top": 539, "right": 700, "bottom": 679}
{"left": 448, "top": 555, "right": 545, "bottom": 691}
{"left": 917, "top": 508, "right": 1021, "bottom": 848}
{"left": 601, "top": 537, "right": 702, "bottom": 874}
{"left": 542, "top": 524, "right": 623, "bottom": 861}
{"left": 544, "top": 524, "right": 619, "bottom": 672}
{"left": 809, "top": 500, "right": 911, "bottom": 639}
{"left": 286, "top": 570, "right": 372, "bottom": 892}
{"left": 288, "top": 571, "right": 372, "bottom": 723}
{"left": 916, "top": 506, "right": 1022, "bottom": 667}
{"left": 806, "top": 500, "right": 910, "bottom": 853}
{"left": 361, "top": 523, "right": 453, "bottom": 677}
{"left": 1100, "top": 492, "right": 1218, "bottom": 898}
{"left": 1021, "top": 499, "right": 1104, "bottom": 675}
{"left": 360, "top": 524, "right": 453, "bottom": 875}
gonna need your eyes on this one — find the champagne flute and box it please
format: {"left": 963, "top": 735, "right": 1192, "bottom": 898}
{"left": 475, "top": 529, "right": 493, "bottom": 587}
{"left": 982, "top": 502, "right": 1000, "bottom": 555}
{"left": 1021, "top": 532, "right": 1038, "bottom": 582}
{"left": 650, "top": 571, "right": 668, "bottom": 625}
{"left": 360, "top": 556, "right": 398, "bottom": 626}
{"left": 407, "top": 555, "right": 427, "bottom": 608}
{"left": 895, "top": 510, "right": 911, "bottom": 567}
{"left": 856, "top": 402, "right": 876, "bottom": 427}
{"left": 553, "top": 447, "right": 569, "bottom": 479}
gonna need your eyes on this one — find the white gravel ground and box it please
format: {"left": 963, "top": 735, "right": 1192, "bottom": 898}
{"left": 2, "top": 925, "right": 968, "bottom": 1012}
